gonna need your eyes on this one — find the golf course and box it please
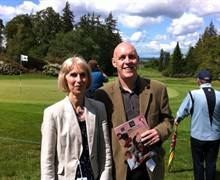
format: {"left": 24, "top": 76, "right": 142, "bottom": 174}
{"left": 0, "top": 67, "right": 220, "bottom": 180}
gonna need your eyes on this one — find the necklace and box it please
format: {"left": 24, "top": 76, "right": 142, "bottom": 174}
{"left": 75, "top": 106, "right": 85, "bottom": 121}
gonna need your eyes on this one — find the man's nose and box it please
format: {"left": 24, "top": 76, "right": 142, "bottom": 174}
{"left": 124, "top": 56, "right": 131, "bottom": 63}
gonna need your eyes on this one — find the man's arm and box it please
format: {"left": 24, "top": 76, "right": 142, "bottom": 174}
{"left": 141, "top": 85, "right": 173, "bottom": 145}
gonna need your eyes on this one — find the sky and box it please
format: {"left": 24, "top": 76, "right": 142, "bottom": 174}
{"left": 0, "top": 0, "right": 220, "bottom": 58}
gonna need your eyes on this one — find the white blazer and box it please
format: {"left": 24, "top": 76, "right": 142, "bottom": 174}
{"left": 41, "top": 96, "right": 112, "bottom": 180}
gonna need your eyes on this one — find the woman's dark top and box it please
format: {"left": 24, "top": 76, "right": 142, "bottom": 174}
{"left": 75, "top": 121, "right": 94, "bottom": 180}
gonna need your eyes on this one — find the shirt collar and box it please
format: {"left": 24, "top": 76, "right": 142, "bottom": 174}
{"left": 200, "top": 83, "right": 212, "bottom": 89}
{"left": 119, "top": 76, "right": 140, "bottom": 94}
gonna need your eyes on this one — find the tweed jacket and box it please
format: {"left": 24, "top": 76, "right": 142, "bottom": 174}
{"left": 41, "top": 96, "right": 112, "bottom": 180}
{"left": 95, "top": 77, "right": 173, "bottom": 180}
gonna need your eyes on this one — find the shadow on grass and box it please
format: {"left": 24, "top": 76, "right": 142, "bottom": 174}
{"left": 168, "top": 170, "right": 220, "bottom": 180}
{"left": 216, "top": 171, "right": 220, "bottom": 180}
{"left": 167, "top": 168, "right": 193, "bottom": 173}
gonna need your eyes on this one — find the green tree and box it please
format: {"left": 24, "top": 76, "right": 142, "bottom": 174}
{"left": 169, "top": 42, "right": 183, "bottom": 76}
{"left": 74, "top": 12, "right": 121, "bottom": 75}
{"left": 101, "top": 12, "right": 121, "bottom": 75}
{"left": 4, "top": 14, "right": 35, "bottom": 61}
{"left": 183, "top": 46, "right": 198, "bottom": 75}
{"left": 0, "top": 18, "right": 4, "bottom": 52}
{"left": 158, "top": 49, "right": 164, "bottom": 72}
{"left": 159, "top": 49, "right": 170, "bottom": 72}
{"left": 191, "top": 22, "right": 220, "bottom": 78}
{"left": 32, "top": 7, "right": 62, "bottom": 57}
{"left": 61, "top": 1, "right": 74, "bottom": 32}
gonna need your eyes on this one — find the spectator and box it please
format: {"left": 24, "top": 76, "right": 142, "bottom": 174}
{"left": 86, "top": 59, "right": 108, "bottom": 98}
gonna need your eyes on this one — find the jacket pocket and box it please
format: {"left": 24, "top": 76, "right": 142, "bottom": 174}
{"left": 57, "top": 163, "right": 64, "bottom": 175}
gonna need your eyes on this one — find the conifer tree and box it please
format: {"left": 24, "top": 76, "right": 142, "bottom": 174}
{"left": 170, "top": 42, "right": 183, "bottom": 76}
{"left": 61, "top": 1, "right": 74, "bottom": 32}
{"left": 0, "top": 19, "right": 4, "bottom": 52}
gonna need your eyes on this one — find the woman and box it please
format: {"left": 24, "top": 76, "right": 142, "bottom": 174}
{"left": 41, "top": 56, "right": 112, "bottom": 180}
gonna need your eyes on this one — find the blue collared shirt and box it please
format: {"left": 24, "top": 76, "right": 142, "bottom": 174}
{"left": 176, "top": 83, "right": 220, "bottom": 141}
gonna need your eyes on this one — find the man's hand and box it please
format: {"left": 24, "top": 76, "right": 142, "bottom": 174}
{"left": 141, "top": 129, "right": 160, "bottom": 146}
{"left": 174, "top": 117, "right": 180, "bottom": 125}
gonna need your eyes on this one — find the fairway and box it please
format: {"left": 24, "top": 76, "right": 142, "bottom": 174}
{"left": 0, "top": 71, "right": 220, "bottom": 179}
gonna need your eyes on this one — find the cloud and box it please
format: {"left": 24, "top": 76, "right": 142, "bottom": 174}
{"left": 130, "top": 31, "right": 148, "bottom": 42}
{"left": 0, "top": 5, "right": 16, "bottom": 23}
{"left": 154, "top": 34, "right": 167, "bottom": 41}
{"left": 176, "top": 32, "right": 199, "bottom": 50}
{"left": 189, "top": 1, "right": 220, "bottom": 16}
{"left": 16, "top": 1, "right": 39, "bottom": 14}
{"left": 0, "top": 0, "right": 219, "bottom": 57}
{"left": 167, "top": 13, "right": 203, "bottom": 36}
{"left": 118, "top": 15, "right": 146, "bottom": 28}
{"left": 130, "top": 32, "right": 142, "bottom": 41}
{"left": 118, "top": 14, "right": 162, "bottom": 28}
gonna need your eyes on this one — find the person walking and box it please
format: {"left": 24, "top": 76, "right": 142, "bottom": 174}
{"left": 175, "top": 70, "right": 220, "bottom": 180}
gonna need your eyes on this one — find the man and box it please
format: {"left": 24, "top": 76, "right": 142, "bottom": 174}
{"left": 175, "top": 70, "right": 220, "bottom": 180}
{"left": 95, "top": 42, "right": 173, "bottom": 180}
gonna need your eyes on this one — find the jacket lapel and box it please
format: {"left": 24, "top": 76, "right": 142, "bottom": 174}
{"left": 111, "top": 80, "right": 127, "bottom": 127}
{"left": 64, "top": 97, "right": 82, "bottom": 145}
{"left": 84, "top": 97, "right": 96, "bottom": 155}
{"left": 139, "top": 78, "right": 151, "bottom": 116}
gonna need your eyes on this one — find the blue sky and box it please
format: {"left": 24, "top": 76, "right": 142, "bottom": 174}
{"left": 1, "top": 0, "right": 220, "bottom": 57}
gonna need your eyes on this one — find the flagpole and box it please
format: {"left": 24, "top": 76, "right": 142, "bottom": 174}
{"left": 19, "top": 54, "right": 28, "bottom": 94}
{"left": 19, "top": 56, "right": 22, "bottom": 94}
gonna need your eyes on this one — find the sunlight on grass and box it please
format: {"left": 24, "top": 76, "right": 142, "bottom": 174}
{"left": 0, "top": 70, "right": 220, "bottom": 179}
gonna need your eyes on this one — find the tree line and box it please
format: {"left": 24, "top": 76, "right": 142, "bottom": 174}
{"left": 158, "top": 22, "right": 220, "bottom": 79}
{"left": 0, "top": 2, "right": 121, "bottom": 75}
{"left": 0, "top": 2, "right": 220, "bottom": 78}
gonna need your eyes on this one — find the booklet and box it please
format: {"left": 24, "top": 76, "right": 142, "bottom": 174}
{"left": 114, "top": 115, "right": 153, "bottom": 170}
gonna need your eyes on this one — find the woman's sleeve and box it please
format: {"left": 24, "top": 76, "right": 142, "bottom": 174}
{"left": 41, "top": 108, "right": 57, "bottom": 180}
{"left": 98, "top": 103, "right": 112, "bottom": 180}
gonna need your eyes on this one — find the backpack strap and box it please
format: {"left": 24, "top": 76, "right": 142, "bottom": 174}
{"left": 188, "top": 91, "right": 194, "bottom": 115}
{"left": 202, "top": 87, "right": 216, "bottom": 126}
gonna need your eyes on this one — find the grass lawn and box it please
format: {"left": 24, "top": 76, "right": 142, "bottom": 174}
{"left": 0, "top": 69, "right": 220, "bottom": 179}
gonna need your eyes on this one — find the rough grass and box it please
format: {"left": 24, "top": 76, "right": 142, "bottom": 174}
{"left": 0, "top": 69, "right": 220, "bottom": 179}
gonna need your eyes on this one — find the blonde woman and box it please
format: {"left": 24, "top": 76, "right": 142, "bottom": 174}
{"left": 41, "top": 56, "right": 112, "bottom": 180}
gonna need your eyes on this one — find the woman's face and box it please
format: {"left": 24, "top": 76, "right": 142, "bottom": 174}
{"left": 65, "top": 65, "right": 88, "bottom": 96}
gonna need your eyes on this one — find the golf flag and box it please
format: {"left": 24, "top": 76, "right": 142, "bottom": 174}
{"left": 167, "top": 122, "right": 178, "bottom": 171}
{"left": 20, "top": 54, "right": 28, "bottom": 62}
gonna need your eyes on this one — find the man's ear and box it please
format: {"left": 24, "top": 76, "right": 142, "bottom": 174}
{"left": 112, "top": 58, "right": 117, "bottom": 68}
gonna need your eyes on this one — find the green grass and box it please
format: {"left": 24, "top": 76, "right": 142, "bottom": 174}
{"left": 0, "top": 69, "right": 220, "bottom": 179}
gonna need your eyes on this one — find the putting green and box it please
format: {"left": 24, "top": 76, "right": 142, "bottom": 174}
{"left": 167, "top": 87, "right": 179, "bottom": 98}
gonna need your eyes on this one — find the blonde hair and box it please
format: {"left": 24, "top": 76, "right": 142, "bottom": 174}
{"left": 58, "top": 56, "right": 92, "bottom": 92}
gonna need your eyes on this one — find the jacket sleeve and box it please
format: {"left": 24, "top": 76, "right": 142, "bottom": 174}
{"left": 176, "top": 92, "right": 192, "bottom": 120}
{"left": 154, "top": 85, "right": 173, "bottom": 142}
{"left": 41, "top": 108, "right": 57, "bottom": 180}
{"left": 98, "top": 103, "right": 112, "bottom": 180}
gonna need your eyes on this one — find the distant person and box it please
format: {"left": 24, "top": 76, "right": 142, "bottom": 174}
{"left": 95, "top": 42, "right": 173, "bottom": 180}
{"left": 41, "top": 56, "right": 112, "bottom": 180}
{"left": 86, "top": 60, "right": 108, "bottom": 98}
{"left": 175, "top": 70, "right": 220, "bottom": 180}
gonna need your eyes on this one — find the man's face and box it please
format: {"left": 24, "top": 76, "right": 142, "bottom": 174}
{"left": 112, "top": 43, "right": 139, "bottom": 80}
